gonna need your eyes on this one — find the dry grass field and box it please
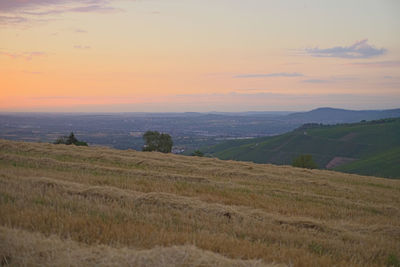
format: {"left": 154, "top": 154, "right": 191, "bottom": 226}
{"left": 1, "top": 139, "right": 400, "bottom": 266}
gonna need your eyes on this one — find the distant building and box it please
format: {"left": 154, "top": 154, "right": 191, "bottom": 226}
{"left": 172, "top": 147, "right": 185, "bottom": 154}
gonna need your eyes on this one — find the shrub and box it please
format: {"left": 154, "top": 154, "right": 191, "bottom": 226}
{"left": 54, "top": 132, "right": 88, "bottom": 146}
{"left": 387, "top": 254, "right": 400, "bottom": 267}
{"left": 292, "top": 154, "right": 318, "bottom": 169}
{"left": 142, "top": 131, "right": 173, "bottom": 153}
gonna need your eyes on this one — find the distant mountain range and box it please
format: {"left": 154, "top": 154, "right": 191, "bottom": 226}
{"left": 180, "top": 107, "right": 400, "bottom": 122}
{"left": 283, "top": 107, "right": 400, "bottom": 124}
{"left": 204, "top": 117, "right": 400, "bottom": 179}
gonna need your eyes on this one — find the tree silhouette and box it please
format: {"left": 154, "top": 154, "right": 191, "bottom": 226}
{"left": 54, "top": 132, "right": 88, "bottom": 146}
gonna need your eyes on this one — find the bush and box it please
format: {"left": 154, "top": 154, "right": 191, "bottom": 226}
{"left": 387, "top": 254, "right": 400, "bottom": 267}
{"left": 292, "top": 154, "right": 318, "bottom": 169}
{"left": 54, "top": 132, "right": 88, "bottom": 146}
{"left": 142, "top": 131, "right": 173, "bottom": 153}
{"left": 191, "top": 150, "right": 204, "bottom": 157}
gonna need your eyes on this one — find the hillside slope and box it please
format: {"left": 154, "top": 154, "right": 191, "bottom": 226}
{"left": 1, "top": 139, "right": 400, "bottom": 266}
{"left": 285, "top": 107, "right": 400, "bottom": 124}
{"left": 205, "top": 118, "right": 400, "bottom": 178}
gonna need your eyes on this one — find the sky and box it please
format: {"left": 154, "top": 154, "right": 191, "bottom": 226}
{"left": 0, "top": 0, "right": 399, "bottom": 112}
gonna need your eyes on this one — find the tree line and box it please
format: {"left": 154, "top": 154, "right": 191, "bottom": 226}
{"left": 53, "top": 131, "right": 317, "bottom": 170}
{"left": 53, "top": 131, "right": 175, "bottom": 153}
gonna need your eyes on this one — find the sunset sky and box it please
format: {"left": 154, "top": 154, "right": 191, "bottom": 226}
{"left": 1, "top": 0, "right": 399, "bottom": 112}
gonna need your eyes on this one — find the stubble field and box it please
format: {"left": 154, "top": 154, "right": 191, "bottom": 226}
{"left": 0, "top": 139, "right": 399, "bottom": 266}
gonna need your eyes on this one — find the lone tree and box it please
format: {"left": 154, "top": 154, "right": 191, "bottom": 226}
{"left": 142, "top": 131, "right": 173, "bottom": 153}
{"left": 292, "top": 154, "right": 318, "bottom": 169}
{"left": 54, "top": 132, "right": 88, "bottom": 146}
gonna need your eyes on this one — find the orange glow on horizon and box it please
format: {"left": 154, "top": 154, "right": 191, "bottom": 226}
{"left": 0, "top": 1, "right": 399, "bottom": 111}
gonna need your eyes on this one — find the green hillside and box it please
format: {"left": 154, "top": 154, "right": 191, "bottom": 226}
{"left": 335, "top": 147, "right": 400, "bottom": 178}
{"left": 205, "top": 118, "right": 400, "bottom": 178}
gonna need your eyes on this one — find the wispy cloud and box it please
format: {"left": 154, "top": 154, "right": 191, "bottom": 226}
{"left": 302, "top": 79, "right": 331, "bottom": 84}
{"left": 305, "top": 39, "right": 386, "bottom": 59}
{"left": 0, "top": 0, "right": 113, "bottom": 12}
{"left": 0, "top": 15, "right": 28, "bottom": 25}
{"left": 302, "top": 76, "right": 357, "bottom": 84}
{"left": 348, "top": 60, "right": 400, "bottom": 67}
{"left": 234, "top": 72, "right": 304, "bottom": 78}
{"left": 0, "top": 0, "right": 121, "bottom": 26}
{"left": 0, "top": 1, "right": 63, "bottom": 12}
{"left": 74, "top": 28, "right": 88, "bottom": 33}
{"left": 236, "top": 88, "right": 271, "bottom": 92}
{"left": 0, "top": 51, "right": 46, "bottom": 60}
{"left": 21, "top": 4, "right": 120, "bottom": 16}
{"left": 29, "top": 96, "right": 132, "bottom": 100}
{"left": 73, "top": 45, "right": 91, "bottom": 49}
{"left": 69, "top": 4, "right": 119, "bottom": 13}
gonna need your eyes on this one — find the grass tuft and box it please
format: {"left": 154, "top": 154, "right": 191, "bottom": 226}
{"left": 387, "top": 254, "right": 400, "bottom": 267}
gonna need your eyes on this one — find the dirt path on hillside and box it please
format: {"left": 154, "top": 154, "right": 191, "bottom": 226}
{"left": 326, "top": 157, "right": 357, "bottom": 169}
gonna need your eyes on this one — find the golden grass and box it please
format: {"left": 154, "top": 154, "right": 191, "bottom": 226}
{"left": 0, "top": 227, "right": 268, "bottom": 267}
{"left": 0, "top": 139, "right": 400, "bottom": 266}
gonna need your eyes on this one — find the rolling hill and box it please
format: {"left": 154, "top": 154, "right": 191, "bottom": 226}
{"left": 205, "top": 118, "right": 400, "bottom": 179}
{"left": 284, "top": 107, "right": 400, "bottom": 124}
{"left": 1, "top": 139, "right": 400, "bottom": 266}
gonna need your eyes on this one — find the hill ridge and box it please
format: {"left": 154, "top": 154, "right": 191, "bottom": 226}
{"left": 206, "top": 117, "right": 400, "bottom": 178}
